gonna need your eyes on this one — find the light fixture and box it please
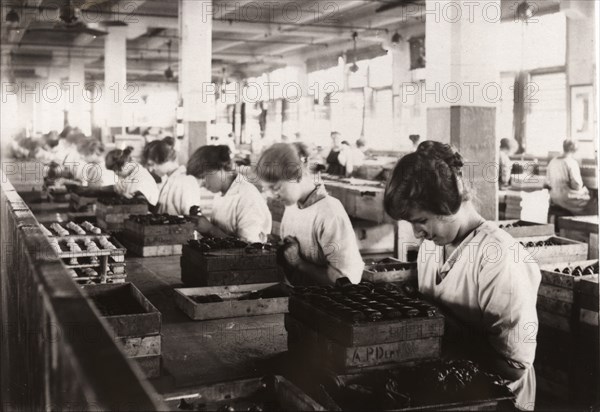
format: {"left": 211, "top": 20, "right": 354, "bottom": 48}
{"left": 6, "top": 8, "right": 20, "bottom": 23}
{"left": 349, "top": 32, "right": 359, "bottom": 73}
{"left": 164, "top": 40, "right": 174, "bottom": 80}
{"left": 391, "top": 31, "right": 402, "bottom": 45}
{"left": 516, "top": 1, "right": 534, "bottom": 22}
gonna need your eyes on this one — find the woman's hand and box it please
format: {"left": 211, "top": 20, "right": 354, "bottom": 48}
{"left": 281, "top": 236, "right": 302, "bottom": 268}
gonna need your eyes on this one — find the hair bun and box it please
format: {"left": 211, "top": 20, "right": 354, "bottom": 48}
{"left": 219, "top": 145, "right": 232, "bottom": 162}
{"left": 123, "top": 146, "right": 134, "bottom": 157}
{"left": 417, "top": 141, "right": 463, "bottom": 170}
{"left": 162, "top": 136, "right": 175, "bottom": 147}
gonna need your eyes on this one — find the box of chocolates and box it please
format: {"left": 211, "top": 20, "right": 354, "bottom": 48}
{"left": 518, "top": 236, "right": 588, "bottom": 264}
{"left": 497, "top": 219, "right": 555, "bottom": 238}
{"left": 96, "top": 197, "right": 148, "bottom": 232}
{"left": 119, "top": 214, "right": 195, "bottom": 257}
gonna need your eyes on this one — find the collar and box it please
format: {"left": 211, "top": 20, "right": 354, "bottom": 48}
{"left": 437, "top": 220, "right": 488, "bottom": 282}
{"left": 297, "top": 184, "right": 327, "bottom": 210}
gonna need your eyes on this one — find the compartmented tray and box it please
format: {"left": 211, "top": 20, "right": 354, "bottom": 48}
{"left": 68, "top": 266, "right": 127, "bottom": 284}
{"left": 318, "top": 360, "right": 514, "bottom": 411}
{"left": 288, "top": 283, "right": 444, "bottom": 347}
{"left": 496, "top": 219, "right": 555, "bottom": 238}
{"left": 174, "top": 282, "right": 290, "bottom": 320}
{"left": 41, "top": 220, "right": 104, "bottom": 237}
{"left": 362, "top": 258, "right": 417, "bottom": 283}
{"left": 517, "top": 236, "right": 588, "bottom": 264}
{"left": 286, "top": 314, "right": 441, "bottom": 371}
{"left": 48, "top": 235, "right": 126, "bottom": 260}
{"left": 163, "top": 376, "right": 325, "bottom": 411}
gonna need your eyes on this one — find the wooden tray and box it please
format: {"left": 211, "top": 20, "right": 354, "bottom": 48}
{"left": 182, "top": 244, "right": 278, "bottom": 272}
{"left": 362, "top": 258, "right": 417, "bottom": 283}
{"left": 518, "top": 236, "right": 588, "bottom": 264}
{"left": 163, "top": 376, "right": 325, "bottom": 411}
{"left": 174, "top": 283, "right": 289, "bottom": 320}
{"left": 82, "top": 283, "right": 161, "bottom": 337}
{"left": 119, "top": 235, "right": 183, "bottom": 257}
{"left": 50, "top": 236, "right": 126, "bottom": 259}
{"left": 124, "top": 218, "right": 195, "bottom": 238}
{"left": 180, "top": 255, "right": 281, "bottom": 286}
{"left": 286, "top": 314, "right": 441, "bottom": 371}
{"left": 42, "top": 221, "right": 105, "bottom": 237}
{"left": 496, "top": 219, "right": 555, "bottom": 238}
{"left": 317, "top": 363, "right": 514, "bottom": 411}
{"left": 288, "top": 296, "right": 444, "bottom": 347}
{"left": 539, "top": 260, "right": 598, "bottom": 290}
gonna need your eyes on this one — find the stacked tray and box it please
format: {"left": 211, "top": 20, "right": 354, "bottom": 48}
{"left": 286, "top": 282, "right": 444, "bottom": 373}
{"left": 96, "top": 197, "right": 148, "bottom": 232}
{"left": 42, "top": 227, "right": 127, "bottom": 283}
{"left": 181, "top": 237, "right": 281, "bottom": 286}
{"left": 120, "top": 214, "right": 195, "bottom": 256}
{"left": 362, "top": 258, "right": 416, "bottom": 283}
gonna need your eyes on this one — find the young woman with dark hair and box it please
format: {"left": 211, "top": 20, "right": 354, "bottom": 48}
{"left": 105, "top": 146, "right": 159, "bottom": 206}
{"left": 187, "top": 145, "right": 271, "bottom": 243}
{"left": 142, "top": 137, "right": 201, "bottom": 215}
{"left": 74, "top": 138, "right": 116, "bottom": 187}
{"left": 257, "top": 142, "right": 364, "bottom": 285}
{"left": 384, "top": 140, "right": 540, "bottom": 411}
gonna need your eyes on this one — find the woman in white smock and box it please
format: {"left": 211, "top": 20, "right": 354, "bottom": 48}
{"left": 105, "top": 147, "right": 159, "bottom": 206}
{"left": 257, "top": 143, "right": 364, "bottom": 285}
{"left": 384, "top": 141, "right": 540, "bottom": 411}
{"left": 187, "top": 145, "right": 271, "bottom": 243}
{"left": 143, "top": 137, "right": 200, "bottom": 215}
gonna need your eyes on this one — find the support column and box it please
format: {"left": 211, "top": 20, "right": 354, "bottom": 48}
{"left": 68, "top": 57, "right": 86, "bottom": 132}
{"left": 425, "top": 0, "right": 501, "bottom": 220}
{"left": 179, "top": 0, "right": 213, "bottom": 163}
{"left": 104, "top": 24, "right": 127, "bottom": 142}
{"left": 388, "top": 37, "right": 415, "bottom": 150}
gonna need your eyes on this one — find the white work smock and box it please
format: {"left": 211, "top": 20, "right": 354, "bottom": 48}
{"left": 211, "top": 177, "right": 272, "bottom": 243}
{"left": 114, "top": 162, "right": 159, "bottom": 206}
{"left": 280, "top": 184, "right": 364, "bottom": 284}
{"left": 545, "top": 155, "right": 591, "bottom": 214}
{"left": 417, "top": 221, "right": 540, "bottom": 411}
{"left": 156, "top": 166, "right": 201, "bottom": 215}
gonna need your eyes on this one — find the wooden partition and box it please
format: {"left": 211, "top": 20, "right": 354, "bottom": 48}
{"left": 0, "top": 171, "right": 165, "bottom": 411}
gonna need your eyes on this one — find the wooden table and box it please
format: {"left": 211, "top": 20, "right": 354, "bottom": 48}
{"left": 559, "top": 215, "right": 599, "bottom": 259}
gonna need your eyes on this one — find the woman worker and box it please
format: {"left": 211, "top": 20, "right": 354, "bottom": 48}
{"left": 186, "top": 145, "right": 271, "bottom": 243}
{"left": 74, "top": 138, "right": 117, "bottom": 187}
{"left": 384, "top": 141, "right": 540, "bottom": 410}
{"left": 105, "top": 147, "right": 159, "bottom": 206}
{"left": 256, "top": 143, "right": 364, "bottom": 285}
{"left": 142, "top": 137, "right": 201, "bottom": 215}
{"left": 545, "top": 139, "right": 597, "bottom": 215}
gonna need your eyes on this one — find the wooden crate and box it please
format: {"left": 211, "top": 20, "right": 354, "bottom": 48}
{"left": 362, "top": 258, "right": 416, "bottom": 283}
{"left": 579, "top": 275, "right": 599, "bottom": 313}
{"left": 496, "top": 220, "right": 555, "bottom": 238}
{"left": 124, "top": 219, "right": 194, "bottom": 239}
{"left": 518, "top": 236, "right": 588, "bottom": 264}
{"left": 82, "top": 283, "right": 161, "bottom": 337}
{"left": 174, "top": 282, "right": 289, "bottom": 320}
{"left": 69, "top": 192, "right": 98, "bottom": 212}
{"left": 133, "top": 355, "right": 161, "bottom": 379}
{"left": 181, "top": 244, "right": 278, "bottom": 272}
{"left": 348, "top": 187, "right": 388, "bottom": 224}
{"left": 537, "top": 260, "right": 598, "bottom": 332}
{"left": 119, "top": 235, "right": 183, "bottom": 257}
{"left": 181, "top": 255, "right": 281, "bottom": 286}
{"left": 286, "top": 314, "right": 441, "bottom": 371}
{"left": 96, "top": 200, "right": 148, "bottom": 218}
{"left": 317, "top": 362, "right": 515, "bottom": 411}
{"left": 163, "top": 376, "right": 325, "bottom": 411}
{"left": 288, "top": 296, "right": 444, "bottom": 347}
{"left": 559, "top": 215, "right": 599, "bottom": 260}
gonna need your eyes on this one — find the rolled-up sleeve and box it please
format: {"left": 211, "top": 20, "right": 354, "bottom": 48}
{"left": 317, "top": 210, "right": 364, "bottom": 284}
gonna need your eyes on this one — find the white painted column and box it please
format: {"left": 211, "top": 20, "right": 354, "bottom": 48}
{"left": 68, "top": 57, "right": 86, "bottom": 131}
{"left": 179, "top": 0, "right": 213, "bottom": 162}
{"left": 425, "top": 0, "right": 502, "bottom": 220}
{"left": 104, "top": 24, "right": 127, "bottom": 141}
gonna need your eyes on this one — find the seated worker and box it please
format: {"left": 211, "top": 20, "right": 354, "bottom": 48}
{"left": 384, "top": 140, "right": 540, "bottom": 411}
{"left": 257, "top": 142, "right": 364, "bottom": 285}
{"left": 499, "top": 138, "right": 519, "bottom": 188}
{"left": 74, "top": 138, "right": 117, "bottom": 187}
{"left": 187, "top": 145, "right": 271, "bottom": 243}
{"left": 339, "top": 138, "right": 367, "bottom": 177}
{"left": 105, "top": 147, "right": 159, "bottom": 206}
{"left": 143, "top": 137, "right": 201, "bottom": 215}
{"left": 325, "top": 131, "right": 346, "bottom": 176}
{"left": 545, "top": 139, "right": 597, "bottom": 215}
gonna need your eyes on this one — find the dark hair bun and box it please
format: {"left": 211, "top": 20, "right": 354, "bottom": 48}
{"left": 162, "top": 136, "right": 175, "bottom": 147}
{"left": 123, "top": 146, "right": 134, "bottom": 157}
{"left": 218, "top": 145, "right": 232, "bottom": 162}
{"left": 384, "top": 140, "right": 470, "bottom": 220}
